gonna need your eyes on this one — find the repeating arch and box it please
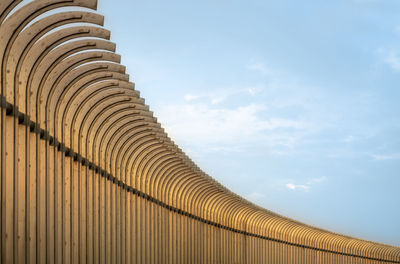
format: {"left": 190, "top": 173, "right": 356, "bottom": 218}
{"left": 1, "top": 0, "right": 399, "bottom": 263}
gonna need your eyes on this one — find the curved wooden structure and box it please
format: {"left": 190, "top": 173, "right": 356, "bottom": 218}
{"left": 0, "top": 0, "right": 399, "bottom": 263}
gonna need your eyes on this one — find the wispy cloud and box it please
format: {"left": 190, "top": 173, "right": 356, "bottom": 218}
{"left": 379, "top": 49, "right": 400, "bottom": 72}
{"left": 247, "top": 86, "right": 263, "bottom": 96}
{"left": 153, "top": 59, "right": 319, "bottom": 156}
{"left": 184, "top": 94, "right": 199, "bottom": 102}
{"left": 384, "top": 53, "right": 400, "bottom": 71}
{"left": 344, "top": 135, "right": 354, "bottom": 142}
{"left": 157, "top": 103, "right": 307, "bottom": 147}
{"left": 156, "top": 102, "right": 309, "bottom": 157}
{"left": 211, "top": 97, "right": 224, "bottom": 105}
{"left": 371, "top": 153, "right": 400, "bottom": 161}
{"left": 183, "top": 86, "right": 261, "bottom": 105}
{"left": 247, "top": 62, "right": 274, "bottom": 75}
{"left": 246, "top": 192, "right": 266, "bottom": 203}
{"left": 286, "top": 183, "right": 309, "bottom": 191}
{"left": 307, "top": 176, "right": 327, "bottom": 184}
{"left": 286, "top": 176, "right": 327, "bottom": 191}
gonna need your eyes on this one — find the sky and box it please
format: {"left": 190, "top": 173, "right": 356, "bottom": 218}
{"left": 92, "top": 0, "right": 400, "bottom": 246}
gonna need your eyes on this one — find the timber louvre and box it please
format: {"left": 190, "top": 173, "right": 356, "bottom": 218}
{"left": 0, "top": 0, "right": 399, "bottom": 263}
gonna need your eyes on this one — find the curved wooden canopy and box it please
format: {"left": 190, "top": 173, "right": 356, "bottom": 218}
{"left": 1, "top": 0, "right": 399, "bottom": 263}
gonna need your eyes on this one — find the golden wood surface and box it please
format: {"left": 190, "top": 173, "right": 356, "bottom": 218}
{"left": 0, "top": 0, "right": 400, "bottom": 263}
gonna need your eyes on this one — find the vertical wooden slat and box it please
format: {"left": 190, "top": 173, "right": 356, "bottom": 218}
{"left": 80, "top": 165, "right": 87, "bottom": 264}
{"left": 48, "top": 142, "right": 56, "bottom": 264}
{"left": 93, "top": 171, "right": 99, "bottom": 264}
{"left": 2, "top": 116, "right": 14, "bottom": 263}
{"left": 131, "top": 192, "right": 136, "bottom": 264}
{"left": 16, "top": 123, "right": 26, "bottom": 263}
{"left": 99, "top": 174, "right": 105, "bottom": 264}
{"left": 38, "top": 137, "right": 46, "bottom": 263}
{"left": 63, "top": 155, "right": 71, "bottom": 264}
{"left": 54, "top": 148, "right": 61, "bottom": 264}
{"left": 135, "top": 193, "right": 140, "bottom": 263}
{"left": 116, "top": 175, "right": 120, "bottom": 264}
{"left": 125, "top": 189, "right": 131, "bottom": 264}
{"left": 113, "top": 182, "right": 117, "bottom": 264}
{"left": 106, "top": 178, "right": 111, "bottom": 264}
{"left": 72, "top": 155, "right": 79, "bottom": 263}
{"left": 121, "top": 185, "right": 125, "bottom": 264}
{"left": 86, "top": 168, "right": 93, "bottom": 264}
{"left": 140, "top": 197, "right": 146, "bottom": 264}
{"left": 27, "top": 132, "right": 37, "bottom": 264}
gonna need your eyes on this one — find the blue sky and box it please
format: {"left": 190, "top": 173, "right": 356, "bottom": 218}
{"left": 96, "top": 0, "right": 400, "bottom": 245}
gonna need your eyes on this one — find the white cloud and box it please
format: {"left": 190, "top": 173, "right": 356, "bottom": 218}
{"left": 380, "top": 50, "right": 400, "bottom": 72}
{"left": 184, "top": 94, "right": 199, "bottom": 101}
{"left": 286, "top": 183, "right": 309, "bottom": 191}
{"left": 270, "top": 150, "right": 290, "bottom": 156}
{"left": 384, "top": 53, "right": 400, "bottom": 71}
{"left": 246, "top": 192, "right": 266, "bottom": 203}
{"left": 248, "top": 87, "right": 257, "bottom": 95}
{"left": 371, "top": 153, "right": 400, "bottom": 161}
{"left": 247, "top": 62, "right": 273, "bottom": 75}
{"left": 307, "top": 176, "right": 327, "bottom": 184}
{"left": 154, "top": 60, "right": 320, "bottom": 158}
{"left": 156, "top": 103, "right": 307, "bottom": 148}
{"left": 286, "top": 176, "right": 326, "bottom": 191}
{"left": 211, "top": 97, "right": 224, "bottom": 105}
{"left": 183, "top": 85, "right": 264, "bottom": 105}
{"left": 344, "top": 135, "right": 354, "bottom": 142}
{"left": 247, "top": 86, "right": 263, "bottom": 96}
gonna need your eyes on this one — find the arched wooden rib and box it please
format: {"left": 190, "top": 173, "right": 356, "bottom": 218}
{"left": 28, "top": 34, "right": 112, "bottom": 115}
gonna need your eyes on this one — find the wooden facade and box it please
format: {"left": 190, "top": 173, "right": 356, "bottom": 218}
{"left": 0, "top": 0, "right": 399, "bottom": 263}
